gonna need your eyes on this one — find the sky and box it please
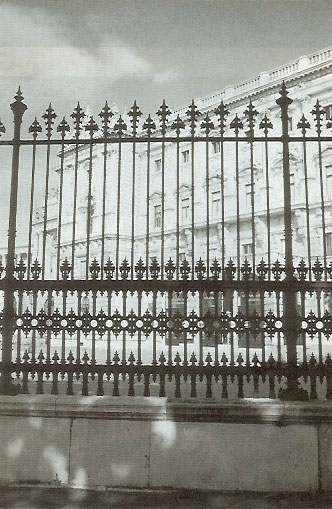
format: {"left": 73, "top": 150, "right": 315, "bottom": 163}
{"left": 1, "top": 0, "right": 332, "bottom": 246}
{"left": 0, "top": 0, "right": 332, "bottom": 125}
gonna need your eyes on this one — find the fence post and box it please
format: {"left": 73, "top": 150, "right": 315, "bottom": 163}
{"left": 276, "top": 82, "right": 308, "bottom": 401}
{"left": 0, "top": 88, "right": 27, "bottom": 395}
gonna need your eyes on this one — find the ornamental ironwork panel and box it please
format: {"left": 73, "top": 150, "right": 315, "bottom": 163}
{"left": 0, "top": 83, "right": 332, "bottom": 400}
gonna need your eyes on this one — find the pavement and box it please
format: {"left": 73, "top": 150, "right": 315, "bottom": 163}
{"left": 1, "top": 487, "right": 332, "bottom": 509}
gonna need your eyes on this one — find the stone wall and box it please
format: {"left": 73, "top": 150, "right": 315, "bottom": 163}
{"left": 0, "top": 396, "right": 331, "bottom": 492}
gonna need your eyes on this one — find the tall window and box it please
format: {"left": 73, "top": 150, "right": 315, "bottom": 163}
{"left": 182, "top": 150, "right": 190, "bottom": 163}
{"left": 288, "top": 116, "right": 293, "bottom": 132}
{"left": 82, "top": 296, "right": 89, "bottom": 313}
{"left": 326, "top": 165, "right": 332, "bottom": 198}
{"left": 326, "top": 232, "right": 332, "bottom": 256}
{"left": 290, "top": 173, "right": 295, "bottom": 200}
{"left": 212, "top": 190, "right": 221, "bottom": 216}
{"left": 212, "top": 141, "right": 220, "bottom": 154}
{"left": 154, "top": 204, "right": 161, "bottom": 228}
{"left": 245, "top": 183, "right": 254, "bottom": 208}
{"left": 181, "top": 198, "right": 190, "bottom": 221}
{"left": 87, "top": 199, "right": 94, "bottom": 234}
{"left": 155, "top": 159, "right": 161, "bottom": 172}
{"left": 325, "top": 105, "right": 332, "bottom": 120}
{"left": 242, "top": 243, "right": 253, "bottom": 256}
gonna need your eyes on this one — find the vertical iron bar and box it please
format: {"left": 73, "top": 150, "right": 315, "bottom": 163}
{"left": 145, "top": 138, "right": 151, "bottom": 278}
{"left": 85, "top": 139, "right": 93, "bottom": 280}
{"left": 220, "top": 140, "right": 225, "bottom": 271}
{"left": 56, "top": 133, "right": 66, "bottom": 280}
{"left": 131, "top": 136, "right": 136, "bottom": 278}
{"left": 235, "top": 134, "right": 240, "bottom": 274}
{"left": 116, "top": 136, "right": 122, "bottom": 279}
{"left": 71, "top": 137, "right": 79, "bottom": 278}
{"left": 161, "top": 138, "right": 165, "bottom": 278}
{"left": 264, "top": 132, "right": 271, "bottom": 275}
{"left": 191, "top": 138, "right": 195, "bottom": 278}
{"left": 277, "top": 83, "right": 308, "bottom": 400}
{"left": 302, "top": 133, "right": 312, "bottom": 277}
{"left": 101, "top": 141, "right": 108, "bottom": 279}
{"left": 42, "top": 139, "right": 51, "bottom": 279}
{"left": 1, "top": 89, "right": 27, "bottom": 394}
{"left": 27, "top": 134, "right": 38, "bottom": 281}
{"left": 317, "top": 134, "right": 327, "bottom": 279}
{"left": 249, "top": 131, "right": 256, "bottom": 277}
{"left": 176, "top": 138, "right": 180, "bottom": 280}
{"left": 205, "top": 135, "right": 210, "bottom": 275}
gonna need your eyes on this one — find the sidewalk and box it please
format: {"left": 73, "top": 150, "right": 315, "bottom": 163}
{"left": 1, "top": 487, "right": 332, "bottom": 509}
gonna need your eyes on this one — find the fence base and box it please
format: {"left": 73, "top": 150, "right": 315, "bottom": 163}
{"left": 279, "top": 387, "right": 309, "bottom": 401}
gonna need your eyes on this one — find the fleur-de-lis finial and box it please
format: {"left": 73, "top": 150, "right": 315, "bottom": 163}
{"left": 230, "top": 114, "right": 243, "bottom": 135}
{"left": 113, "top": 115, "right": 127, "bottom": 136}
{"left": 171, "top": 114, "right": 185, "bottom": 136}
{"left": 311, "top": 99, "right": 325, "bottom": 135}
{"left": 259, "top": 114, "right": 273, "bottom": 135}
{"left": 157, "top": 100, "right": 171, "bottom": 136}
{"left": 215, "top": 101, "right": 229, "bottom": 134}
{"left": 128, "top": 100, "right": 142, "bottom": 136}
{"left": 297, "top": 114, "right": 310, "bottom": 136}
{"left": 244, "top": 99, "right": 258, "bottom": 134}
{"left": 70, "top": 101, "right": 86, "bottom": 137}
{"left": 28, "top": 117, "right": 42, "bottom": 139}
{"left": 84, "top": 116, "right": 98, "bottom": 137}
{"left": 142, "top": 114, "right": 156, "bottom": 136}
{"left": 42, "top": 103, "right": 57, "bottom": 138}
{"left": 200, "top": 113, "right": 214, "bottom": 136}
{"left": 99, "top": 101, "right": 113, "bottom": 136}
{"left": 57, "top": 117, "right": 70, "bottom": 138}
{"left": 186, "top": 99, "right": 200, "bottom": 136}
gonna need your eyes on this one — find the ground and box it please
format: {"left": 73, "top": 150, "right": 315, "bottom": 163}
{"left": 1, "top": 487, "right": 332, "bottom": 509}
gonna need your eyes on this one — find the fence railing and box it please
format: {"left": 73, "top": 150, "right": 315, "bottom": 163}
{"left": 0, "top": 83, "right": 332, "bottom": 400}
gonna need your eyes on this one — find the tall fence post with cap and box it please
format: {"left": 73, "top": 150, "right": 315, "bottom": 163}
{"left": 276, "top": 82, "right": 308, "bottom": 401}
{"left": 0, "top": 88, "right": 27, "bottom": 395}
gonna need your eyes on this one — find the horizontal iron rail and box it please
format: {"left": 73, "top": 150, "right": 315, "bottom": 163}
{"left": 1, "top": 136, "right": 332, "bottom": 146}
{"left": 0, "top": 278, "right": 331, "bottom": 292}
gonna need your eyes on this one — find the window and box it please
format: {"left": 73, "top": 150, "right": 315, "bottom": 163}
{"left": 326, "top": 233, "right": 332, "bottom": 256}
{"left": 181, "top": 198, "right": 190, "bottom": 221}
{"left": 209, "top": 248, "right": 217, "bottom": 261}
{"left": 82, "top": 296, "right": 89, "bottom": 313}
{"left": 155, "top": 159, "right": 161, "bottom": 172}
{"left": 325, "top": 105, "right": 332, "bottom": 120}
{"left": 212, "top": 141, "right": 220, "bottom": 154}
{"left": 245, "top": 183, "right": 254, "bottom": 208}
{"left": 44, "top": 298, "right": 55, "bottom": 314}
{"left": 182, "top": 150, "right": 190, "bottom": 163}
{"left": 212, "top": 191, "right": 221, "bottom": 216}
{"left": 80, "top": 259, "right": 86, "bottom": 278}
{"left": 326, "top": 165, "right": 332, "bottom": 198}
{"left": 242, "top": 243, "right": 253, "bottom": 255}
{"left": 86, "top": 198, "right": 94, "bottom": 234}
{"left": 290, "top": 173, "right": 295, "bottom": 200}
{"left": 154, "top": 204, "right": 161, "bottom": 228}
{"left": 288, "top": 116, "right": 293, "bottom": 132}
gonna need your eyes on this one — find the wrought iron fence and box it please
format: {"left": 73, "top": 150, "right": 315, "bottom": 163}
{"left": 0, "top": 83, "right": 332, "bottom": 400}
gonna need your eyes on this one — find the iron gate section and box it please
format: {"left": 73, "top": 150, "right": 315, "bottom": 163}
{"left": 0, "top": 84, "right": 332, "bottom": 399}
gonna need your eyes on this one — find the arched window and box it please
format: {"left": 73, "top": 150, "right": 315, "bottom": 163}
{"left": 44, "top": 298, "right": 54, "bottom": 314}
{"left": 82, "top": 296, "right": 89, "bottom": 313}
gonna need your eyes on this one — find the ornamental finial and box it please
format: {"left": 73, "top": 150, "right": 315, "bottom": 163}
{"left": 10, "top": 86, "right": 27, "bottom": 119}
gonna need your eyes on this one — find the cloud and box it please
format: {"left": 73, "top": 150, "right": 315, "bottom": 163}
{"left": 0, "top": 3, "right": 177, "bottom": 84}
